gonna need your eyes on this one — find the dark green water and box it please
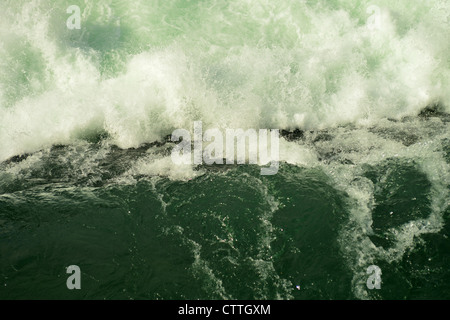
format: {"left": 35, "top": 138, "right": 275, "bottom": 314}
{"left": 1, "top": 115, "right": 449, "bottom": 299}
{"left": 0, "top": 0, "right": 449, "bottom": 300}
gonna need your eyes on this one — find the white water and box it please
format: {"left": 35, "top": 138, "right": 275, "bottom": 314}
{"left": 1, "top": 0, "right": 449, "bottom": 162}
{"left": 0, "top": 0, "right": 449, "bottom": 300}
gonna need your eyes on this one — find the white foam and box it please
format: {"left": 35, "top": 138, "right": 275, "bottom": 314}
{"left": 315, "top": 119, "right": 450, "bottom": 299}
{"left": 1, "top": 0, "right": 449, "bottom": 162}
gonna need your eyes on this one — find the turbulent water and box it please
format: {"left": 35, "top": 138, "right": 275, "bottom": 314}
{"left": 0, "top": 0, "right": 449, "bottom": 299}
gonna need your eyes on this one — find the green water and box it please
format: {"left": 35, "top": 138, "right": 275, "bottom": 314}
{"left": 0, "top": 0, "right": 449, "bottom": 299}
